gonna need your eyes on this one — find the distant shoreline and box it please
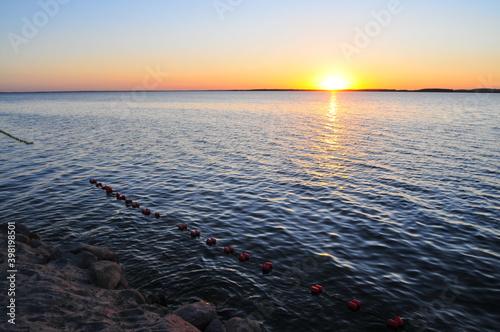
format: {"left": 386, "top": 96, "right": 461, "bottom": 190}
{"left": 1, "top": 88, "right": 499, "bottom": 94}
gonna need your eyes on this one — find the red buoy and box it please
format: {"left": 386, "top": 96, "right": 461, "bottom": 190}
{"left": 238, "top": 254, "right": 247, "bottom": 262}
{"left": 178, "top": 224, "right": 188, "bottom": 230}
{"left": 125, "top": 199, "right": 132, "bottom": 205}
{"left": 262, "top": 262, "right": 273, "bottom": 274}
{"left": 243, "top": 252, "right": 250, "bottom": 260}
{"left": 96, "top": 182, "right": 102, "bottom": 187}
{"left": 206, "top": 238, "right": 217, "bottom": 245}
{"left": 310, "top": 285, "right": 323, "bottom": 295}
{"left": 347, "top": 299, "right": 361, "bottom": 312}
{"left": 120, "top": 195, "right": 127, "bottom": 200}
{"left": 387, "top": 316, "right": 404, "bottom": 329}
{"left": 142, "top": 208, "right": 151, "bottom": 215}
{"left": 223, "top": 246, "right": 234, "bottom": 254}
{"left": 105, "top": 186, "right": 113, "bottom": 194}
{"left": 132, "top": 202, "right": 140, "bottom": 208}
{"left": 89, "top": 179, "right": 97, "bottom": 184}
{"left": 190, "top": 230, "right": 200, "bottom": 238}
{"left": 154, "top": 212, "right": 160, "bottom": 219}
{"left": 115, "top": 193, "right": 121, "bottom": 199}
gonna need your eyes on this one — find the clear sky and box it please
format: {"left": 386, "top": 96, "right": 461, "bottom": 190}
{"left": 1, "top": 0, "right": 499, "bottom": 92}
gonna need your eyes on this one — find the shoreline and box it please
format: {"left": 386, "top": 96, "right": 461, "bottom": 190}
{"left": 0, "top": 223, "right": 263, "bottom": 331}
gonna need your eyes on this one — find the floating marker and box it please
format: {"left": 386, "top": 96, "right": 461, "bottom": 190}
{"left": 154, "top": 212, "right": 161, "bottom": 219}
{"left": 142, "top": 208, "right": 151, "bottom": 215}
{"left": 223, "top": 246, "right": 234, "bottom": 254}
{"left": 311, "top": 284, "right": 323, "bottom": 295}
{"left": 105, "top": 186, "right": 113, "bottom": 194}
{"left": 125, "top": 199, "right": 132, "bottom": 205}
{"left": 239, "top": 252, "right": 250, "bottom": 262}
{"left": 115, "top": 193, "right": 122, "bottom": 199}
{"left": 387, "top": 316, "right": 404, "bottom": 329}
{"left": 96, "top": 182, "right": 102, "bottom": 188}
{"left": 132, "top": 202, "right": 140, "bottom": 208}
{"left": 89, "top": 179, "right": 97, "bottom": 184}
{"left": 190, "top": 230, "right": 201, "bottom": 238}
{"left": 262, "top": 262, "right": 273, "bottom": 274}
{"left": 178, "top": 224, "right": 188, "bottom": 231}
{"left": 206, "top": 238, "right": 217, "bottom": 245}
{"left": 348, "top": 299, "right": 361, "bottom": 312}
{"left": 120, "top": 195, "right": 127, "bottom": 201}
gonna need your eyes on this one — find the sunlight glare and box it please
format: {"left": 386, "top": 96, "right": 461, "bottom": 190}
{"left": 320, "top": 76, "right": 349, "bottom": 90}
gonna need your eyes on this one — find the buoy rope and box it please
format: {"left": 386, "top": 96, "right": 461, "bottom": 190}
{"left": 88, "top": 179, "right": 406, "bottom": 330}
{"left": 0, "top": 129, "right": 33, "bottom": 144}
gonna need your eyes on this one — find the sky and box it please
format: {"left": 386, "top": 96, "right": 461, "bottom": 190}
{"left": 0, "top": 0, "right": 499, "bottom": 92}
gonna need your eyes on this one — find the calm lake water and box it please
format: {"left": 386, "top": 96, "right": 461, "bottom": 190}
{"left": 0, "top": 91, "right": 498, "bottom": 331}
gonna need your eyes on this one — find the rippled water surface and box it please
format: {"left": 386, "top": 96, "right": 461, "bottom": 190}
{"left": 1, "top": 91, "right": 499, "bottom": 331}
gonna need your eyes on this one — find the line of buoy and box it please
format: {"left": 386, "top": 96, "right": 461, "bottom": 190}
{"left": 88, "top": 178, "right": 406, "bottom": 330}
{"left": 0, "top": 129, "right": 33, "bottom": 144}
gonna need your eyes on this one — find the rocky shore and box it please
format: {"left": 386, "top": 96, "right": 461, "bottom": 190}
{"left": 0, "top": 223, "right": 263, "bottom": 331}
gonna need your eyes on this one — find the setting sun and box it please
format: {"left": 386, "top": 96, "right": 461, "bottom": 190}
{"left": 319, "top": 76, "right": 350, "bottom": 90}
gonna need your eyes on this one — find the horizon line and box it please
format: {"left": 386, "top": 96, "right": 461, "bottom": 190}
{"left": 1, "top": 88, "right": 499, "bottom": 94}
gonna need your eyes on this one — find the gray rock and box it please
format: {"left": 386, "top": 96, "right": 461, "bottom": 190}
{"left": 205, "top": 319, "right": 226, "bottom": 332}
{"left": 117, "top": 289, "right": 147, "bottom": 305}
{"left": 73, "top": 250, "right": 98, "bottom": 269}
{"left": 30, "top": 239, "right": 42, "bottom": 248}
{"left": 173, "top": 302, "right": 217, "bottom": 331}
{"left": 89, "top": 260, "right": 122, "bottom": 289}
{"left": 153, "top": 314, "right": 201, "bottom": 332}
{"left": 224, "top": 317, "right": 262, "bottom": 332}
{"left": 147, "top": 292, "right": 168, "bottom": 307}
{"left": 70, "top": 243, "right": 119, "bottom": 263}
{"left": 16, "top": 234, "right": 30, "bottom": 244}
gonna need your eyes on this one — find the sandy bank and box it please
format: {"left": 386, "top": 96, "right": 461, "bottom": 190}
{"left": 0, "top": 223, "right": 262, "bottom": 332}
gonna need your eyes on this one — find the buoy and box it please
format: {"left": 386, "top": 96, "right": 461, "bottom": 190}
{"left": 105, "top": 186, "right": 113, "bottom": 194}
{"left": 239, "top": 252, "right": 250, "bottom": 262}
{"left": 142, "top": 208, "right": 151, "bottom": 215}
{"left": 154, "top": 212, "right": 160, "bottom": 219}
{"left": 96, "top": 182, "right": 102, "bottom": 187}
{"left": 89, "top": 179, "right": 97, "bottom": 184}
{"left": 206, "top": 238, "right": 217, "bottom": 245}
{"left": 347, "top": 299, "right": 361, "bottom": 312}
{"left": 132, "top": 202, "right": 140, "bottom": 208}
{"left": 115, "top": 193, "right": 122, "bottom": 199}
{"left": 178, "top": 224, "right": 188, "bottom": 230}
{"left": 387, "top": 316, "right": 404, "bottom": 329}
{"left": 262, "top": 262, "right": 273, "bottom": 274}
{"left": 190, "top": 230, "right": 201, "bottom": 238}
{"left": 223, "top": 246, "right": 234, "bottom": 254}
{"left": 120, "top": 195, "right": 127, "bottom": 201}
{"left": 311, "top": 285, "right": 323, "bottom": 295}
{"left": 125, "top": 199, "right": 133, "bottom": 205}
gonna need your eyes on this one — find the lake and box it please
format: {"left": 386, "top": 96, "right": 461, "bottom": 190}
{"left": 0, "top": 91, "right": 498, "bottom": 331}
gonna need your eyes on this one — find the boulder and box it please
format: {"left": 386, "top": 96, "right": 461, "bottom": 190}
{"left": 147, "top": 292, "right": 168, "bottom": 307}
{"left": 224, "top": 317, "right": 261, "bottom": 332}
{"left": 153, "top": 314, "right": 201, "bottom": 332}
{"left": 173, "top": 302, "right": 217, "bottom": 331}
{"left": 89, "top": 261, "right": 122, "bottom": 289}
{"left": 117, "top": 289, "right": 147, "bottom": 305}
{"left": 70, "top": 243, "right": 119, "bottom": 263}
{"left": 205, "top": 319, "right": 226, "bottom": 332}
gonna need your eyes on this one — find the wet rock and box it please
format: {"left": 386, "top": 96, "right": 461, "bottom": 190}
{"left": 224, "top": 317, "right": 262, "bottom": 332}
{"left": 16, "top": 223, "right": 31, "bottom": 236}
{"left": 153, "top": 314, "right": 201, "bottom": 332}
{"left": 29, "top": 232, "right": 41, "bottom": 241}
{"left": 30, "top": 239, "right": 42, "bottom": 248}
{"left": 89, "top": 260, "right": 122, "bottom": 289}
{"left": 70, "top": 243, "right": 119, "bottom": 263}
{"left": 173, "top": 302, "right": 217, "bottom": 331}
{"left": 147, "top": 292, "right": 168, "bottom": 307}
{"left": 16, "top": 234, "right": 30, "bottom": 244}
{"left": 118, "top": 289, "right": 147, "bottom": 305}
{"left": 205, "top": 319, "right": 226, "bottom": 332}
{"left": 73, "top": 250, "right": 98, "bottom": 269}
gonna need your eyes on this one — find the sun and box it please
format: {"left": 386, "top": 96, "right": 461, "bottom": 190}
{"left": 319, "top": 76, "right": 349, "bottom": 90}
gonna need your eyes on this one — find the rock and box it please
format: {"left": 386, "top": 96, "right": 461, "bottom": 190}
{"left": 147, "top": 292, "right": 168, "bottom": 307}
{"left": 16, "top": 223, "right": 32, "bottom": 236}
{"left": 116, "top": 275, "right": 129, "bottom": 289}
{"left": 30, "top": 239, "right": 42, "bottom": 248}
{"left": 16, "top": 234, "right": 30, "bottom": 244}
{"left": 89, "top": 260, "right": 122, "bottom": 289}
{"left": 173, "top": 302, "right": 217, "bottom": 331}
{"left": 224, "top": 317, "right": 262, "bottom": 332}
{"left": 118, "top": 289, "right": 147, "bottom": 305}
{"left": 70, "top": 243, "right": 119, "bottom": 263}
{"left": 205, "top": 319, "right": 226, "bottom": 332}
{"left": 73, "top": 250, "right": 98, "bottom": 269}
{"left": 152, "top": 314, "right": 201, "bottom": 332}
{"left": 29, "top": 232, "right": 41, "bottom": 241}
